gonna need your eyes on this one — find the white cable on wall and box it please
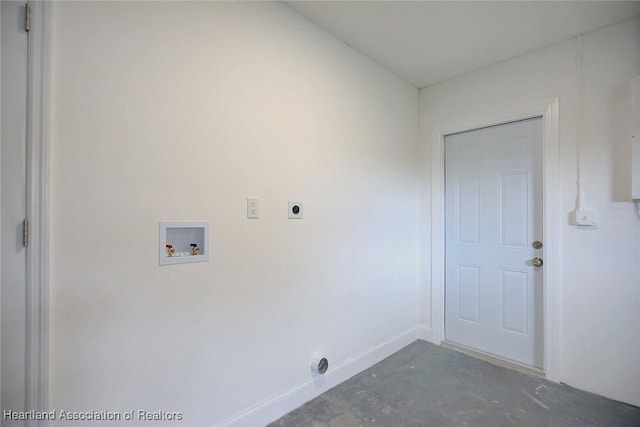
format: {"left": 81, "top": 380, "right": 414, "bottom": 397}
{"left": 631, "top": 75, "right": 640, "bottom": 218}
{"left": 575, "top": 35, "right": 584, "bottom": 212}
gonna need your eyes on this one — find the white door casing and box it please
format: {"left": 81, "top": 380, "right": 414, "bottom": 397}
{"left": 444, "top": 118, "right": 543, "bottom": 368}
{"left": 1, "top": 1, "right": 28, "bottom": 421}
{"left": 428, "top": 98, "right": 560, "bottom": 380}
{"left": 2, "top": 1, "right": 50, "bottom": 421}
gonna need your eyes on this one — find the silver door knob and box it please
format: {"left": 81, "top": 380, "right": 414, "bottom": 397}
{"left": 532, "top": 257, "right": 543, "bottom": 267}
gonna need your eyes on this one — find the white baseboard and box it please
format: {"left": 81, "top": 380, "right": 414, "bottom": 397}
{"left": 215, "top": 327, "right": 418, "bottom": 427}
{"left": 416, "top": 325, "right": 439, "bottom": 344}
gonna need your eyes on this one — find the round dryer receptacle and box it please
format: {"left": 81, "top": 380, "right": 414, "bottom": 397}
{"left": 311, "top": 357, "right": 329, "bottom": 375}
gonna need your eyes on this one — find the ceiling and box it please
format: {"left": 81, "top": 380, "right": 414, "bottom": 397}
{"left": 285, "top": 1, "right": 640, "bottom": 88}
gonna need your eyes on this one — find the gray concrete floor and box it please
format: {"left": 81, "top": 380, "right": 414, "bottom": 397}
{"left": 270, "top": 341, "right": 640, "bottom": 427}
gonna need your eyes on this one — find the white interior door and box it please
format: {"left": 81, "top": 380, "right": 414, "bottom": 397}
{"left": 1, "top": 1, "right": 29, "bottom": 422}
{"left": 444, "top": 117, "right": 543, "bottom": 369}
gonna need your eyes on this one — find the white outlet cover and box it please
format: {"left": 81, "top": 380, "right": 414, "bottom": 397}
{"left": 247, "top": 197, "right": 259, "bottom": 219}
{"left": 288, "top": 201, "right": 303, "bottom": 219}
{"left": 575, "top": 209, "right": 597, "bottom": 226}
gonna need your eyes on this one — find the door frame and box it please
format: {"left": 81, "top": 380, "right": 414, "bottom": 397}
{"left": 25, "top": 0, "right": 50, "bottom": 418}
{"left": 429, "top": 98, "right": 560, "bottom": 380}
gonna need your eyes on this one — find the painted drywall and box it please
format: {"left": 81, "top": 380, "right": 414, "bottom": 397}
{"left": 419, "top": 17, "right": 640, "bottom": 406}
{"left": 49, "top": 2, "right": 418, "bottom": 426}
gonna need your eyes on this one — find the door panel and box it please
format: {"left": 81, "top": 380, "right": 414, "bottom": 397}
{"left": 499, "top": 268, "right": 530, "bottom": 335}
{"left": 445, "top": 117, "right": 543, "bottom": 368}
{"left": 500, "top": 172, "right": 529, "bottom": 248}
{"left": 1, "top": 1, "right": 28, "bottom": 422}
{"left": 456, "top": 177, "right": 480, "bottom": 245}
{"left": 457, "top": 265, "right": 480, "bottom": 323}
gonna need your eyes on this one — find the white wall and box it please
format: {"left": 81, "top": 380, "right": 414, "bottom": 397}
{"left": 48, "top": 1, "right": 640, "bottom": 421}
{"left": 49, "top": 2, "right": 418, "bottom": 426}
{"left": 419, "top": 17, "right": 640, "bottom": 406}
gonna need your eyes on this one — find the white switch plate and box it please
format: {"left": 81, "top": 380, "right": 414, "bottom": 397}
{"left": 575, "top": 209, "right": 597, "bottom": 226}
{"left": 247, "top": 198, "right": 259, "bottom": 219}
{"left": 288, "top": 201, "right": 303, "bottom": 219}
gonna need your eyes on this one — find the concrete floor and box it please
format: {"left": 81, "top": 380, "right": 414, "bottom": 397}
{"left": 270, "top": 341, "right": 640, "bottom": 427}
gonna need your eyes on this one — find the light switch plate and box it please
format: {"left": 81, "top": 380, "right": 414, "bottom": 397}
{"left": 288, "top": 201, "right": 303, "bottom": 219}
{"left": 575, "top": 209, "right": 597, "bottom": 226}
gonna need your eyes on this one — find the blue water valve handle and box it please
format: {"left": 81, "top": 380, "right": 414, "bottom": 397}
{"left": 190, "top": 243, "right": 201, "bottom": 256}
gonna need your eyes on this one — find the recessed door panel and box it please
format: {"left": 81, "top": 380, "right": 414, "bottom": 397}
{"left": 457, "top": 265, "right": 480, "bottom": 324}
{"left": 457, "top": 177, "right": 480, "bottom": 245}
{"left": 500, "top": 172, "right": 529, "bottom": 249}
{"left": 500, "top": 269, "right": 530, "bottom": 335}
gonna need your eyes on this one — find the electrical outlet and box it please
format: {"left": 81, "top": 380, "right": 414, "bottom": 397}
{"left": 288, "top": 201, "right": 303, "bottom": 219}
{"left": 575, "top": 209, "right": 597, "bottom": 226}
{"left": 247, "top": 198, "right": 259, "bottom": 219}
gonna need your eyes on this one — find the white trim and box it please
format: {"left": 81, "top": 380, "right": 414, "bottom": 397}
{"left": 541, "top": 99, "right": 560, "bottom": 382}
{"left": 0, "top": 3, "right": 3, "bottom": 416}
{"left": 215, "top": 328, "right": 418, "bottom": 427}
{"left": 25, "top": 1, "right": 51, "bottom": 423}
{"left": 429, "top": 98, "right": 560, "bottom": 381}
{"left": 416, "top": 324, "right": 437, "bottom": 343}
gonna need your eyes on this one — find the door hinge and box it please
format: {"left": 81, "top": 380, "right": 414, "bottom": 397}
{"left": 25, "top": 3, "right": 31, "bottom": 32}
{"left": 23, "top": 218, "right": 29, "bottom": 248}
